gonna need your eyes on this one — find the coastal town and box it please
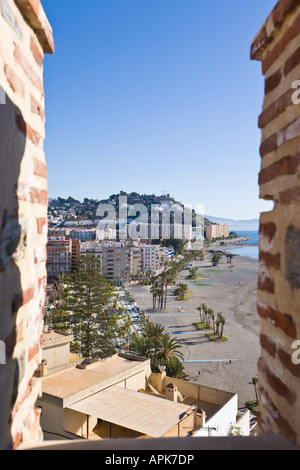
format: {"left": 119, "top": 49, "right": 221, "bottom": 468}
{"left": 39, "top": 192, "right": 260, "bottom": 441}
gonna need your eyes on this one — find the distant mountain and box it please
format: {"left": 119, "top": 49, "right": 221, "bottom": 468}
{"left": 205, "top": 215, "right": 259, "bottom": 227}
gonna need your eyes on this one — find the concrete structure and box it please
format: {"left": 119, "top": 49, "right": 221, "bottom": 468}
{"left": 35, "top": 330, "right": 75, "bottom": 377}
{"left": 36, "top": 332, "right": 245, "bottom": 441}
{"left": 205, "top": 224, "right": 230, "bottom": 241}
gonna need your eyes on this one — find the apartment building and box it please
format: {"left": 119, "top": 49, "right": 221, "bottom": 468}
{"left": 205, "top": 224, "right": 230, "bottom": 241}
{"left": 102, "top": 242, "right": 142, "bottom": 283}
{"left": 46, "top": 238, "right": 73, "bottom": 281}
{"left": 140, "top": 244, "right": 158, "bottom": 274}
{"left": 46, "top": 237, "right": 80, "bottom": 281}
{"left": 48, "top": 228, "right": 97, "bottom": 241}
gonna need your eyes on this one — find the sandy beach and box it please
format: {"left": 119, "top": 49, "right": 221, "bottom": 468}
{"left": 128, "top": 242, "right": 260, "bottom": 409}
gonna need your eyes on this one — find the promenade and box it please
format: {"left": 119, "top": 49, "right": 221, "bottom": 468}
{"left": 128, "top": 248, "right": 260, "bottom": 408}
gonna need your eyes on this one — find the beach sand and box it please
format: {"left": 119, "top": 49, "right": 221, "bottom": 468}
{"left": 128, "top": 245, "right": 260, "bottom": 408}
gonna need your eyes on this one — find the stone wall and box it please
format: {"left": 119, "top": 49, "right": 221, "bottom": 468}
{"left": 0, "top": 0, "right": 53, "bottom": 450}
{"left": 251, "top": 0, "right": 300, "bottom": 448}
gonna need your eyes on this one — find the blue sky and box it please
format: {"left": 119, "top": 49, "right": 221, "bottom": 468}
{"left": 42, "top": 0, "right": 276, "bottom": 220}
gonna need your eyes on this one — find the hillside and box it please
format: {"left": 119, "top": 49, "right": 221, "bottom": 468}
{"left": 48, "top": 192, "right": 213, "bottom": 227}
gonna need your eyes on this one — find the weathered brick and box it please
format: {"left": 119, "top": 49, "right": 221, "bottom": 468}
{"left": 12, "top": 287, "right": 35, "bottom": 313}
{"left": 33, "top": 157, "right": 47, "bottom": 178}
{"left": 284, "top": 44, "right": 300, "bottom": 75}
{"left": 262, "top": 11, "right": 300, "bottom": 74}
{"left": 34, "top": 245, "right": 47, "bottom": 263}
{"left": 31, "top": 94, "right": 44, "bottom": 120}
{"left": 259, "top": 154, "right": 300, "bottom": 184}
{"left": 28, "top": 340, "right": 40, "bottom": 362}
{"left": 30, "top": 187, "right": 48, "bottom": 206}
{"left": 260, "top": 133, "right": 278, "bottom": 157}
{"left": 30, "top": 35, "right": 43, "bottom": 67}
{"left": 5, "top": 64, "right": 24, "bottom": 96}
{"left": 258, "top": 357, "right": 296, "bottom": 405}
{"left": 16, "top": 114, "right": 43, "bottom": 146}
{"left": 257, "top": 303, "right": 297, "bottom": 338}
{"left": 260, "top": 333, "right": 277, "bottom": 357}
{"left": 258, "top": 276, "right": 275, "bottom": 294}
{"left": 277, "top": 115, "right": 300, "bottom": 147}
{"left": 279, "top": 186, "right": 300, "bottom": 204}
{"left": 259, "top": 251, "right": 281, "bottom": 269}
{"left": 36, "top": 217, "right": 47, "bottom": 234}
{"left": 278, "top": 348, "right": 300, "bottom": 377}
{"left": 285, "top": 225, "right": 300, "bottom": 288}
{"left": 0, "top": 0, "right": 53, "bottom": 451}
{"left": 11, "top": 379, "right": 33, "bottom": 420}
{"left": 258, "top": 89, "right": 293, "bottom": 129}
{"left": 259, "top": 222, "right": 277, "bottom": 241}
{"left": 12, "top": 432, "right": 22, "bottom": 451}
{"left": 258, "top": 385, "right": 297, "bottom": 442}
{"left": 265, "top": 69, "right": 282, "bottom": 95}
{"left": 14, "top": 44, "right": 44, "bottom": 94}
{"left": 251, "top": 25, "right": 268, "bottom": 61}
{"left": 14, "top": 0, "right": 54, "bottom": 54}
{"left": 272, "top": 0, "right": 300, "bottom": 26}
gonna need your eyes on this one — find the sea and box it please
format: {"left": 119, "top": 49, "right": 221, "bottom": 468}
{"left": 228, "top": 227, "right": 259, "bottom": 260}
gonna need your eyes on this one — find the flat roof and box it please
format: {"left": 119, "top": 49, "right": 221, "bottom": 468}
{"left": 67, "top": 386, "right": 193, "bottom": 438}
{"left": 42, "top": 330, "right": 73, "bottom": 347}
{"left": 40, "top": 354, "right": 150, "bottom": 406}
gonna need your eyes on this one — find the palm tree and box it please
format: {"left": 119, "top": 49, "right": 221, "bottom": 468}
{"left": 249, "top": 375, "right": 259, "bottom": 403}
{"left": 212, "top": 252, "right": 222, "bottom": 266}
{"left": 226, "top": 254, "right": 234, "bottom": 263}
{"left": 129, "top": 335, "right": 152, "bottom": 358}
{"left": 206, "top": 308, "right": 214, "bottom": 329}
{"left": 150, "top": 276, "right": 160, "bottom": 311}
{"left": 215, "top": 313, "right": 221, "bottom": 338}
{"left": 143, "top": 321, "right": 165, "bottom": 345}
{"left": 175, "top": 283, "right": 188, "bottom": 300}
{"left": 156, "top": 333, "right": 184, "bottom": 362}
{"left": 217, "top": 312, "right": 226, "bottom": 339}
{"left": 164, "top": 356, "right": 188, "bottom": 380}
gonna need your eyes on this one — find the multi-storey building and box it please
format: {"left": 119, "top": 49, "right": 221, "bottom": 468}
{"left": 205, "top": 223, "right": 230, "bottom": 241}
{"left": 80, "top": 241, "right": 102, "bottom": 270}
{"left": 102, "top": 242, "right": 142, "bottom": 283}
{"left": 46, "top": 237, "right": 80, "bottom": 281}
{"left": 140, "top": 244, "right": 158, "bottom": 273}
{"left": 46, "top": 238, "right": 73, "bottom": 281}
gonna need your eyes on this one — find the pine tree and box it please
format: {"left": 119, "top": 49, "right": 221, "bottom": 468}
{"left": 48, "top": 256, "right": 132, "bottom": 360}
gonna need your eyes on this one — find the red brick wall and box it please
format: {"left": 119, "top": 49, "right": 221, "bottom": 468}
{"left": 0, "top": 0, "right": 53, "bottom": 450}
{"left": 251, "top": 0, "right": 300, "bottom": 447}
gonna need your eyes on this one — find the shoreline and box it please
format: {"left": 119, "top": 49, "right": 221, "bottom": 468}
{"left": 207, "top": 237, "right": 258, "bottom": 260}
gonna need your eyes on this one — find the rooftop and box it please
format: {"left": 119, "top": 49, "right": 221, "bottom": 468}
{"left": 40, "top": 353, "right": 150, "bottom": 407}
{"left": 67, "top": 385, "right": 194, "bottom": 438}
